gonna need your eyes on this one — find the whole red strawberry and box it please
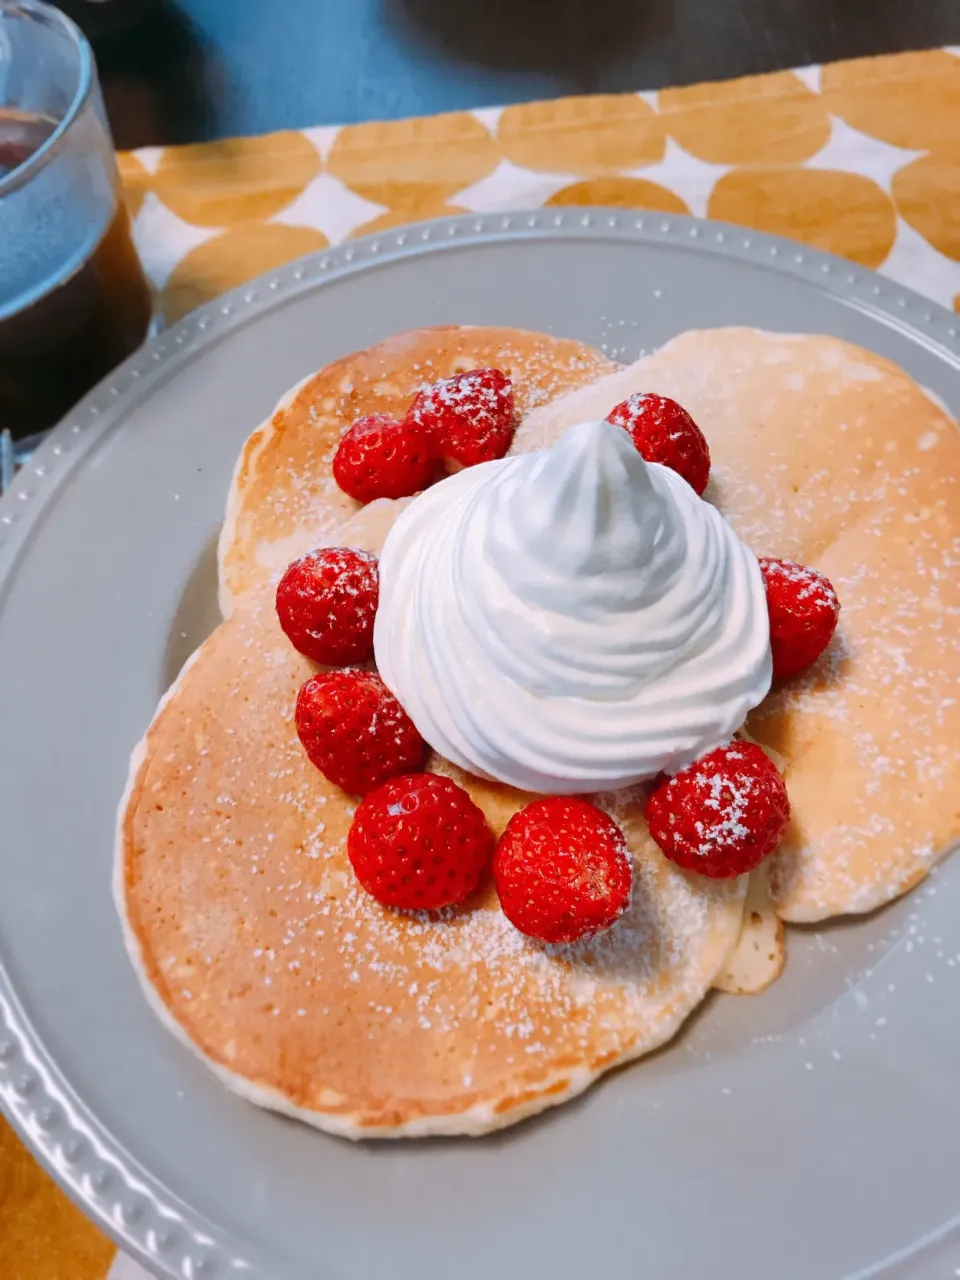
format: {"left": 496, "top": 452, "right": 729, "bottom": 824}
{"left": 348, "top": 773, "right": 494, "bottom": 910}
{"left": 276, "top": 546, "right": 378, "bottom": 666}
{"left": 408, "top": 368, "right": 516, "bottom": 467}
{"left": 493, "top": 797, "right": 633, "bottom": 945}
{"left": 758, "top": 557, "right": 840, "bottom": 680}
{"left": 644, "top": 741, "right": 789, "bottom": 879}
{"left": 333, "top": 413, "right": 437, "bottom": 503}
{"left": 607, "top": 392, "right": 710, "bottom": 494}
{"left": 295, "top": 670, "right": 425, "bottom": 795}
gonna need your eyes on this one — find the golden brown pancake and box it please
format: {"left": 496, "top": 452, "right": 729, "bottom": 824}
{"left": 119, "top": 503, "right": 745, "bottom": 1138}
{"left": 119, "top": 324, "right": 959, "bottom": 1138}
{"left": 218, "top": 326, "right": 618, "bottom": 614}
{"left": 520, "top": 328, "right": 960, "bottom": 922}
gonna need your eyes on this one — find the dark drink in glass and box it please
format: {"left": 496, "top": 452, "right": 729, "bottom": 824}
{"left": 0, "top": 3, "right": 153, "bottom": 441}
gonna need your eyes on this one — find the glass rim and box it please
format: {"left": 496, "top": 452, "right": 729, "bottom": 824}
{"left": 0, "top": 0, "right": 94, "bottom": 199}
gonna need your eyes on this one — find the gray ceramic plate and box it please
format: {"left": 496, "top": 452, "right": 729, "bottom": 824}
{"left": 1, "top": 211, "right": 959, "bottom": 1280}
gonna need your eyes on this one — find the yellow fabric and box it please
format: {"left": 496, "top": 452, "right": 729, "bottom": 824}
{"left": 113, "top": 48, "right": 960, "bottom": 324}
{"left": 0, "top": 1119, "right": 113, "bottom": 1278}
{"left": 1, "top": 47, "right": 956, "bottom": 1276}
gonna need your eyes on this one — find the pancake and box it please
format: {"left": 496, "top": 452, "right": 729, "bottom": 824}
{"left": 118, "top": 503, "right": 746, "bottom": 1138}
{"left": 218, "top": 326, "right": 618, "bottom": 615}
{"left": 520, "top": 328, "right": 960, "bottom": 922}
{"left": 119, "top": 323, "right": 958, "bottom": 1137}
{"left": 713, "top": 864, "right": 784, "bottom": 996}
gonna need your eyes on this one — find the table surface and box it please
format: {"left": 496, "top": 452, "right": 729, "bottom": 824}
{"left": 65, "top": 0, "right": 960, "bottom": 148}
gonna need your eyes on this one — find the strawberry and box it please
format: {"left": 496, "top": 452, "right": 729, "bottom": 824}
{"left": 493, "top": 797, "right": 633, "bottom": 945}
{"left": 332, "top": 413, "right": 437, "bottom": 503}
{"left": 644, "top": 741, "right": 789, "bottom": 879}
{"left": 607, "top": 392, "right": 710, "bottom": 494}
{"left": 276, "top": 546, "right": 378, "bottom": 666}
{"left": 348, "top": 773, "right": 494, "bottom": 910}
{"left": 758, "top": 557, "right": 840, "bottom": 680}
{"left": 408, "top": 368, "right": 516, "bottom": 467}
{"left": 295, "top": 670, "right": 425, "bottom": 795}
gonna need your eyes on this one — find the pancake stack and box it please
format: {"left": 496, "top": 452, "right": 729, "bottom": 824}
{"left": 117, "top": 325, "right": 960, "bottom": 1136}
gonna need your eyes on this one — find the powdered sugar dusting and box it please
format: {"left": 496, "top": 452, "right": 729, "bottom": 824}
{"left": 759, "top": 557, "right": 839, "bottom": 617}
{"left": 411, "top": 368, "right": 510, "bottom": 424}
{"left": 693, "top": 764, "right": 753, "bottom": 854}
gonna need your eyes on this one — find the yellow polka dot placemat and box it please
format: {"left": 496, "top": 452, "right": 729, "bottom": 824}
{"left": 1, "top": 45, "right": 957, "bottom": 1280}
{"left": 115, "top": 47, "right": 960, "bottom": 325}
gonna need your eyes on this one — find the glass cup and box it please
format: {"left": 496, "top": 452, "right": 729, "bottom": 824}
{"left": 0, "top": 0, "right": 153, "bottom": 443}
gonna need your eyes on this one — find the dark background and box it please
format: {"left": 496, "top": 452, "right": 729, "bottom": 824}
{"left": 62, "top": 0, "right": 960, "bottom": 147}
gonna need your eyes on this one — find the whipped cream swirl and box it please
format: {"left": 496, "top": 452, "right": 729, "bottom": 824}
{"left": 374, "top": 421, "right": 771, "bottom": 793}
